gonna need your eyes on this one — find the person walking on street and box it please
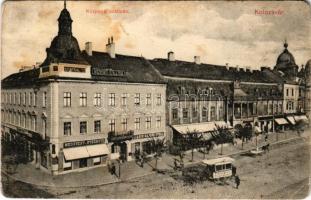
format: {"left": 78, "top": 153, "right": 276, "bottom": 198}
{"left": 235, "top": 175, "right": 240, "bottom": 189}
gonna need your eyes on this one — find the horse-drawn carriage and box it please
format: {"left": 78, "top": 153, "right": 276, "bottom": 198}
{"left": 201, "top": 157, "right": 236, "bottom": 181}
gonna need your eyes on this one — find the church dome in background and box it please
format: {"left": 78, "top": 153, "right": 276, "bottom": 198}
{"left": 276, "top": 41, "right": 296, "bottom": 65}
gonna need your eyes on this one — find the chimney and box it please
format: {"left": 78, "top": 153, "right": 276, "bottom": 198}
{"left": 106, "top": 36, "right": 115, "bottom": 58}
{"left": 168, "top": 51, "right": 175, "bottom": 61}
{"left": 85, "top": 42, "right": 92, "bottom": 56}
{"left": 194, "top": 56, "right": 200, "bottom": 64}
{"left": 225, "top": 63, "right": 229, "bottom": 70}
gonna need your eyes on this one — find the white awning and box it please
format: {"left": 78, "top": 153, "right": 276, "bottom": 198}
{"left": 215, "top": 121, "right": 232, "bottom": 129}
{"left": 86, "top": 144, "right": 110, "bottom": 157}
{"left": 286, "top": 116, "right": 296, "bottom": 125}
{"left": 294, "top": 115, "right": 309, "bottom": 122}
{"left": 275, "top": 118, "right": 288, "bottom": 125}
{"left": 63, "top": 146, "right": 89, "bottom": 161}
{"left": 172, "top": 122, "right": 217, "bottom": 134}
{"left": 202, "top": 157, "right": 235, "bottom": 165}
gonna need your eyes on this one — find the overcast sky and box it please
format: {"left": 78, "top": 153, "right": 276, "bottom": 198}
{"left": 1, "top": 1, "right": 311, "bottom": 78}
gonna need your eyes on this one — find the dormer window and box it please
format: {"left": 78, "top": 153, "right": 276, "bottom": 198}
{"left": 53, "top": 66, "right": 58, "bottom": 71}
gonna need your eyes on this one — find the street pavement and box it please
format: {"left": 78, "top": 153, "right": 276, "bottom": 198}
{"left": 1, "top": 129, "right": 308, "bottom": 188}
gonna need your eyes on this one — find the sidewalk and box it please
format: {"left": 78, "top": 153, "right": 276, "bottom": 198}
{"left": 2, "top": 129, "right": 309, "bottom": 188}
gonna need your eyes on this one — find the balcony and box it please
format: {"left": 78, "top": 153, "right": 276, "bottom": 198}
{"left": 108, "top": 130, "right": 134, "bottom": 143}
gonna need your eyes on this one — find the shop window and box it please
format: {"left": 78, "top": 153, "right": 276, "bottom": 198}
{"left": 79, "top": 158, "right": 88, "bottom": 168}
{"left": 93, "top": 157, "right": 101, "bottom": 165}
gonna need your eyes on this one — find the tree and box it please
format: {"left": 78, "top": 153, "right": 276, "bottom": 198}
{"left": 185, "top": 130, "right": 203, "bottom": 162}
{"left": 213, "top": 127, "right": 234, "bottom": 155}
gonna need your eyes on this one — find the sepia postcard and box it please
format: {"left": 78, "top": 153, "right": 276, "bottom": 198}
{"left": 1, "top": 0, "right": 310, "bottom": 199}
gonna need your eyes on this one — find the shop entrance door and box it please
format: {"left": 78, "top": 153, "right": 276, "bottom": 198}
{"left": 79, "top": 158, "right": 87, "bottom": 168}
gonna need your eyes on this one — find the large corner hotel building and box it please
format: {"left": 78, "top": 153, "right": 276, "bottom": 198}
{"left": 1, "top": 4, "right": 310, "bottom": 175}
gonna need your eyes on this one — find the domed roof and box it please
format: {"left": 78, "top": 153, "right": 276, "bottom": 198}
{"left": 276, "top": 42, "right": 296, "bottom": 65}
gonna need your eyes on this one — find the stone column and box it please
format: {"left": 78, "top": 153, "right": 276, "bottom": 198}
{"left": 199, "top": 100, "right": 202, "bottom": 123}
{"left": 240, "top": 102, "right": 242, "bottom": 119}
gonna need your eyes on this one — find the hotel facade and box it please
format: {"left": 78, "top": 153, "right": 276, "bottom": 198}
{"left": 1, "top": 4, "right": 310, "bottom": 174}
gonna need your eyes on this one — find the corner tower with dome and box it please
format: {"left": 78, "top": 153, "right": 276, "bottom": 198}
{"left": 39, "top": 1, "right": 91, "bottom": 79}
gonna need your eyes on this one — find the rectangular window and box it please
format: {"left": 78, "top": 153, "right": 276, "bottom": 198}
{"left": 9, "top": 93, "right": 12, "bottom": 104}
{"left": 80, "top": 121, "right": 87, "bottom": 134}
{"left": 183, "top": 108, "right": 188, "bottom": 119}
{"left": 94, "top": 120, "right": 101, "bottom": 133}
{"left": 292, "top": 88, "right": 294, "bottom": 96}
{"left": 121, "top": 93, "right": 127, "bottom": 106}
{"left": 14, "top": 93, "right": 16, "bottom": 105}
{"left": 146, "top": 93, "right": 152, "bottom": 106}
{"left": 135, "top": 118, "right": 140, "bottom": 130}
{"left": 156, "top": 93, "right": 162, "bottom": 105}
{"left": 121, "top": 118, "right": 127, "bottom": 131}
{"left": 172, "top": 108, "right": 178, "bottom": 119}
{"left": 202, "top": 107, "right": 208, "bottom": 118}
{"left": 156, "top": 116, "right": 161, "bottom": 128}
{"left": 134, "top": 93, "right": 140, "bottom": 105}
{"left": 63, "top": 92, "right": 71, "bottom": 107}
{"left": 23, "top": 92, "right": 26, "bottom": 106}
{"left": 109, "top": 119, "right": 115, "bottom": 132}
{"left": 42, "top": 119, "right": 47, "bottom": 137}
{"left": 19, "top": 93, "right": 22, "bottom": 105}
{"left": 93, "top": 93, "right": 101, "bottom": 107}
{"left": 64, "top": 122, "right": 71, "bottom": 136}
{"left": 210, "top": 106, "right": 216, "bottom": 121}
{"left": 29, "top": 92, "right": 32, "bottom": 106}
{"left": 43, "top": 92, "right": 47, "bottom": 108}
{"left": 33, "top": 116, "right": 37, "bottom": 131}
{"left": 109, "top": 93, "right": 115, "bottom": 106}
{"left": 146, "top": 117, "right": 151, "bottom": 129}
{"left": 34, "top": 92, "right": 37, "bottom": 106}
{"left": 286, "top": 89, "right": 289, "bottom": 97}
{"left": 192, "top": 106, "right": 198, "bottom": 118}
{"left": 80, "top": 92, "right": 87, "bottom": 107}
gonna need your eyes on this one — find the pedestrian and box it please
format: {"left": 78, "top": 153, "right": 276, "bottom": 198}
{"left": 235, "top": 175, "right": 240, "bottom": 189}
{"left": 111, "top": 163, "right": 116, "bottom": 176}
{"left": 264, "top": 134, "right": 268, "bottom": 142}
